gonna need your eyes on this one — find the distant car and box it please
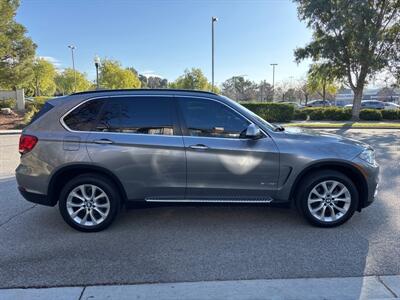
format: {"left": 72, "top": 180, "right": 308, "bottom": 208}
{"left": 383, "top": 102, "right": 400, "bottom": 110}
{"left": 345, "top": 100, "right": 385, "bottom": 110}
{"left": 306, "top": 100, "right": 332, "bottom": 107}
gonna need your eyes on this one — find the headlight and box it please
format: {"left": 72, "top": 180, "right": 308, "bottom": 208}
{"left": 359, "top": 149, "right": 376, "bottom": 165}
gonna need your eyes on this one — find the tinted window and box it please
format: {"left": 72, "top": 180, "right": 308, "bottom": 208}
{"left": 64, "top": 99, "right": 104, "bottom": 131}
{"left": 95, "top": 97, "right": 175, "bottom": 135}
{"left": 179, "top": 98, "right": 249, "bottom": 138}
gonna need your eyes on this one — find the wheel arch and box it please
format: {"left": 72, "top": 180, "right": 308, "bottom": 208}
{"left": 289, "top": 161, "right": 368, "bottom": 211}
{"left": 47, "top": 164, "right": 128, "bottom": 206}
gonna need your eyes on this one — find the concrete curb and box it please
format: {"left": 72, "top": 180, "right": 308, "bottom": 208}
{"left": 0, "top": 275, "right": 398, "bottom": 300}
{"left": 0, "top": 130, "right": 22, "bottom": 135}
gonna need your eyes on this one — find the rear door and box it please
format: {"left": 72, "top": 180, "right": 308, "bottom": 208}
{"left": 86, "top": 96, "right": 186, "bottom": 201}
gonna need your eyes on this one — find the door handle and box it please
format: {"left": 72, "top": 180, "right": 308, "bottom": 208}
{"left": 93, "top": 139, "right": 114, "bottom": 145}
{"left": 189, "top": 144, "right": 209, "bottom": 150}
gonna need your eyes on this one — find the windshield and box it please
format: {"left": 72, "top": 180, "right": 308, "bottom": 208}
{"left": 221, "top": 96, "right": 280, "bottom": 131}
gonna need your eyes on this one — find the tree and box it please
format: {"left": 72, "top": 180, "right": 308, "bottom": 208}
{"left": 221, "top": 76, "right": 257, "bottom": 101}
{"left": 257, "top": 80, "right": 274, "bottom": 102}
{"left": 31, "top": 58, "right": 56, "bottom": 96}
{"left": 307, "top": 64, "right": 338, "bottom": 103}
{"left": 169, "top": 68, "right": 214, "bottom": 91}
{"left": 0, "top": 0, "right": 36, "bottom": 89}
{"left": 147, "top": 76, "right": 168, "bottom": 88}
{"left": 294, "top": 0, "right": 400, "bottom": 119}
{"left": 55, "top": 68, "right": 91, "bottom": 95}
{"left": 99, "top": 59, "right": 141, "bottom": 89}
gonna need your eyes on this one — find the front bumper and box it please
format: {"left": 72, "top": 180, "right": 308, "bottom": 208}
{"left": 352, "top": 157, "right": 380, "bottom": 209}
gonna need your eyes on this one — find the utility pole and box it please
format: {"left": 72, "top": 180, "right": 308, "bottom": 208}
{"left": 270, "top": 63, "right": 278, "bottom": 101}
{"left": 211, "top": 16, "right": 218, "bottom": 92}
{"left": 68, "top": 45, "right": 77, "bottom": 92}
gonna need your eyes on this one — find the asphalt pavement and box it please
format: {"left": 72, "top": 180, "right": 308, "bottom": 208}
{"left": 0, "top": 129, "right": 399, "bottom": 289}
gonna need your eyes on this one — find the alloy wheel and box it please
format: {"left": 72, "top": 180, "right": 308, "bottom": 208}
{"left": 307, "top": 180, "right": 351, "bottom": 223}
{"left": 66, "top": 184, "right": 110, "bottom": 227}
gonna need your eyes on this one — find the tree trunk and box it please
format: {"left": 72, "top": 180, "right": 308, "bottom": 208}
{"left": 351, "top": 87, "right": 363, "bottom": 120}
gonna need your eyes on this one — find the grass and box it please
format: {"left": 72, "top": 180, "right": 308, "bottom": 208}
{"left": 283, "top": 121, "right": 400, "bottom": 129}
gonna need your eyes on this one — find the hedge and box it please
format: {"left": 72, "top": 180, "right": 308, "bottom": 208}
{"left": 381, "top": 109, "right": 399, "bottom": 120}
{"left": 240, "top": 102, "right": 294, "bottom": 123}
{"left": 359, "top": 109, "right": 382, "bottom": 121}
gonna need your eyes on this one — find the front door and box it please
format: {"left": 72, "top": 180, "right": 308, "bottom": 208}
{"left": 177, "top": 97, "right": 279, "bottom": 201}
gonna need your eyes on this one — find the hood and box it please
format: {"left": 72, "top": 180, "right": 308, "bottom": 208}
{"left": 274, "top": 127, "right": 371, "bottom": 160}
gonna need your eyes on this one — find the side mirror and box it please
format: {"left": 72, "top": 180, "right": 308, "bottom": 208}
{"left": 245, "top": 123, "right": 262, "bottom": 139}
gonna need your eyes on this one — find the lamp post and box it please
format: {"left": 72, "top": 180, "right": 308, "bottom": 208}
{"left": 94, "top": 55, "right": 100, "bottom": 90}
{"left": 211, "top": 16, "right": 218, "bottom": 92}
{"left": 68, "top": 45, "right": 77, "bottom": 92}
{"left": 270, "top": 63, "right": 278, "bottom": 101}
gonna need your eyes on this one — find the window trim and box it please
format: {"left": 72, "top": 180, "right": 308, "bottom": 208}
{"left": 60, "top": 95, "right": 181, "bottom": 137}
{"left": 175, "top": 95, "right": 266, "bottom": 140}
{"left": 60, "top": 94, "right": 267, "bottom": 140}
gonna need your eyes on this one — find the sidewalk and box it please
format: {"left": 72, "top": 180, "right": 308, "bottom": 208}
{"left": 1, "top": 275, "right": 399, "bottom": 300}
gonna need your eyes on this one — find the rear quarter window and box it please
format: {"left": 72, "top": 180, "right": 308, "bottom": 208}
{"left": 63, "top": 99, "right": 105, "bottom": 131}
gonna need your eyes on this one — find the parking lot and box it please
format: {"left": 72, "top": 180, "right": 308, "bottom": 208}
{"left": 0, "top": 129, "right": 399, "bottom": 289}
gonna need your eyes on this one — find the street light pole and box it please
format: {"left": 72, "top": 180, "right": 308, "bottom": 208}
{"left": 94, "top": 55, "right": 100, "bottom": 90}
{"left": 211, "top": 16, "right": 218, "bottom": 92}
{"left": 68, "top": 45, "right": 77, "bottom": 92}
{"left": 270, "top": 63, "right": 278, "bottom": 101}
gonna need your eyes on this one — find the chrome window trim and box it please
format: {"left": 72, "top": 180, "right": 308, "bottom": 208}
{"left": 59, "top": 93, "right": 269, "bottom": 140}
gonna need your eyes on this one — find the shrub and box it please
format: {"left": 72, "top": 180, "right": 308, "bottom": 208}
{"left": 359, "top": 109, "right": 382, "bottom": 121}
{"left": 293, "top": 109, "right": 308, "bottom": 120}
{"left": 240, "top": 102, "right": 294, "bottom": 122}
{"left": 307, "top": 108, "right": 325, "bottom": 120}
{"left": 381, "top": 109, "right": 399, "bottom": 120}
{"left": 0, "top": 98, "right": 16, "bottom": 109}
{"left": 33, "top": 96, "right": 52, "bottom": 110}
{"left": 323, "top": 107, "right": 352, "bottom": 121}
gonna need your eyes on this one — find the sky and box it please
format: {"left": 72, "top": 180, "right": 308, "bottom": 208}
{"left": 16, "top": 0, "right": 314, "bottom": 85}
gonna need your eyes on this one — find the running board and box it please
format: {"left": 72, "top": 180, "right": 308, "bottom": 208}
{"left": 145, "top": 198, "right": 273, "bottom": 204}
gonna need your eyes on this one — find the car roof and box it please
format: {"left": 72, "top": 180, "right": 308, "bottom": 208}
{"left": 70, "top": 88, "right": 218, "bottom": 97}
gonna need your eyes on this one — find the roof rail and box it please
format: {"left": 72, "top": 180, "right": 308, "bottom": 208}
{"left": 71, "top": 88, "right": 218, "bottom": 96}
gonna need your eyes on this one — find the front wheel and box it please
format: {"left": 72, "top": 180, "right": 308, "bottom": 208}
{"left": 59, "top": 174, "right": 121, "bottom": 232}
{"left": 297, "top": 170, "right": 359, "bottom": 227}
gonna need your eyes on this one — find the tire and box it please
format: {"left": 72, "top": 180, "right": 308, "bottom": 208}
{"left": 58, "top": 173, "right": 121, "bottom": 232}
{"left": 296, "top": 170, "right": 359, "bottom": 227}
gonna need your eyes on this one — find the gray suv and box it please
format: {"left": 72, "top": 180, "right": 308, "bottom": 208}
{"left": 16, "top": 89, "right": 379, "bottom": 232}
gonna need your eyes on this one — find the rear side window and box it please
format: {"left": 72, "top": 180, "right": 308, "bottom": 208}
{"left": 95, "top": 97, "right": 175, "bottom": 135}
{"left": 63, "top": 99, "right": 104, "bottom": 131}
{"left": 29, "top": 102, "right": 54, "bottom": 125}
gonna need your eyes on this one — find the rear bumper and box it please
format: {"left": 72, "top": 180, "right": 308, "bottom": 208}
{"left": 18, "top": 186, "right": 54, "bottom": 206}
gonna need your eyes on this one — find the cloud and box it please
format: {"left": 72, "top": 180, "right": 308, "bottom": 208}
{"left": 140, "top": 70, "right": 163, "bottom": 78}
{"left": 37, "top": 56, "right": 62, "bottom": 68}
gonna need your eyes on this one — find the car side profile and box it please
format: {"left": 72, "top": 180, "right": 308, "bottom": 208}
{"left": 16, "top": 89, "right": 379, "bottom": 232}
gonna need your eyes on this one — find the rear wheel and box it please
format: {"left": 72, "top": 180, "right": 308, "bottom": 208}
{"left": 296, "top": 170, "right": 359, "bottom": 227}
{"left": 59, "top": 174, "right": 121, "bottom": 232}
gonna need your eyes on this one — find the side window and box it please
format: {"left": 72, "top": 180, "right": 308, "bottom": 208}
{"left": 63, "top": 99, "right": 104, "bottom": 131}
{"left": 179, "top": 98, "right": 250, "bottom": 138}
{"left": 95, "top": 102, "right": 120, "bottom": 132}
{"left": 95, "top": 97, "right": 175, "bottom": 135}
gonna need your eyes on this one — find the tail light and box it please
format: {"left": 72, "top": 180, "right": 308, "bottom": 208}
{"left": 19, "top": 134, "right": 38, "bottom": 154}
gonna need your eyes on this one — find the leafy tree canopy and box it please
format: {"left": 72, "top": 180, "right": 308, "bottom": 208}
{"left": 169, "top": 68, "right": 216, "bottom": 92}
{"left": 307, "top": 63, "right": 338, "bottom": 101}
{"left": 55, "top": 68, "right": 91, "bottom": 95}
{"left": 31, "top": 58, "right": 56, "bottom": 96}
{"left": 294, "top": 0, "right": 399, "bottom": 119}
{"left": 99, "top": 59, "right": 141, "bottom": 89}
{"left": 0, "top": 0, "right": 36, "bottom": 89}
